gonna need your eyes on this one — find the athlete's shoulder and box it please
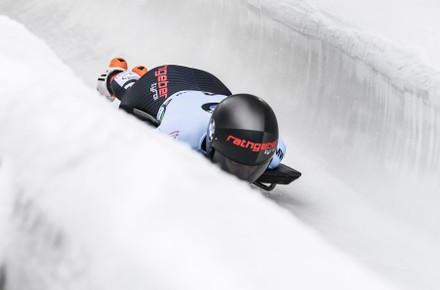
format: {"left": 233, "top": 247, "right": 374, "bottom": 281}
{"left": 156, "top": 91, "right": 227, "bottom": 151}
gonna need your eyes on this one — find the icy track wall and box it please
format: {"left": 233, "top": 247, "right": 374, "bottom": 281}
{"left": 0, "top": 15, "right": 395, "bottom": 290}
{"left": 2, "top": 0, "right": 440, "bottom": 231}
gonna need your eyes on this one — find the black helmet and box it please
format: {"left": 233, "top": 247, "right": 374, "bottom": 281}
{"left": 206, "top": 94, "right": 279, "bottom": 182}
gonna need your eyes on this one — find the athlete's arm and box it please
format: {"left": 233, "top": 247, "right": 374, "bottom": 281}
{"left": 268, "top": 135, "right": 286, "bottom": 169}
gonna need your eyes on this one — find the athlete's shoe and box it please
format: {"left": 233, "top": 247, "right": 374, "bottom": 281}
{"left": 132, "top": 65, "right": 148, "bottom": 77}
{"left": 109, "top": 57, "right": 128, "bottom": 70}
{"left": 97, "top": 57, "right": 128, "bottom": 100}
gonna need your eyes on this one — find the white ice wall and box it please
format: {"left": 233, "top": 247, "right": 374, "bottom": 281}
{"left": 2, "top": 0, "right": 438, "bottom": 235}
{"left": 0, "top": 16, "right": 394, "bottom": 290}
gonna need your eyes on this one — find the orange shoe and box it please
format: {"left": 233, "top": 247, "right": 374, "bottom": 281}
{"left": 109, "top": 57, "right": 128, "bottom": 69}
{"left": 132, "top": 65, "right": 148, "bottom": 77}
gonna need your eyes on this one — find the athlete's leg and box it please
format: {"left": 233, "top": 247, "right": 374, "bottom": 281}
{"left": 97, "top": 58, "right": 148, "bottom": 101}
{"left": 119, "top": 65, "right": 232, "bottom": 119}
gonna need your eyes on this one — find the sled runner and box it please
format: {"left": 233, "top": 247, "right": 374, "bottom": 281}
{"left": 253, "top": 164, "right": 302, "bottom": 191}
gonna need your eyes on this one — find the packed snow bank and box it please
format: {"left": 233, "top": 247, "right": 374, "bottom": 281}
{"left": 2, "top": 0, "right": 439, "bottom": 235}
{"left": 254, "top": 0, "right": 440, "bottom": 105}
{"left": 0, "top": 161, "right": 13, "bottom": 287}
{"left": 0, "top": 16, "right": 393, "bottom": 290}
{"left": 2, "top": 0, "right": 440, "bottom": 289}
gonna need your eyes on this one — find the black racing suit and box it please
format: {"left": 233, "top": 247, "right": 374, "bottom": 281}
{"left": 110, "top": 65, "right": 232, "bottom": 120}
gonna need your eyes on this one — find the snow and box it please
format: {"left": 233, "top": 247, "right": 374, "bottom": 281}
{"left": 0, "top": 16, "right": 393, "bottom": 290}
{"left": 306, "top": 0, "right": 440, "bottom": 74}
{"left": 1, "top": 0, "right": 440, "bottom": 289}
{"left": 255, "top": 0, "right": 440, "bottom": 105}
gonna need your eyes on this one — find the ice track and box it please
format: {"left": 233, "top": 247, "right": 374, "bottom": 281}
{"left": 1, "top": 0, "right": 439, "bottom": 289}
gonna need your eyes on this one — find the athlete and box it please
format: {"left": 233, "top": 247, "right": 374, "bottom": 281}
{"left": 97, "top": 58, "right": 286, "bottom": 183}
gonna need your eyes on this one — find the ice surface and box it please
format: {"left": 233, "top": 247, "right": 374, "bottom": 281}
{"left": 0, "top": 16, "right": 393, "bottom": 290}
{"left": 1, "top": 0, "right": 440, "bottom": 289}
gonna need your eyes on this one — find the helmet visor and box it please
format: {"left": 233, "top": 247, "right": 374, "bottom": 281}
{"left": 213, "top": 151, "right": 270, "bottom": 182}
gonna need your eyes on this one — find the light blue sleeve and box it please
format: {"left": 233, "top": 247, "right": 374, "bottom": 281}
{"left": 268, "top": 134, "right": 286, "bottom": 169}
{"left": 155, "top": 91, "right": 227, "bottom": 152}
